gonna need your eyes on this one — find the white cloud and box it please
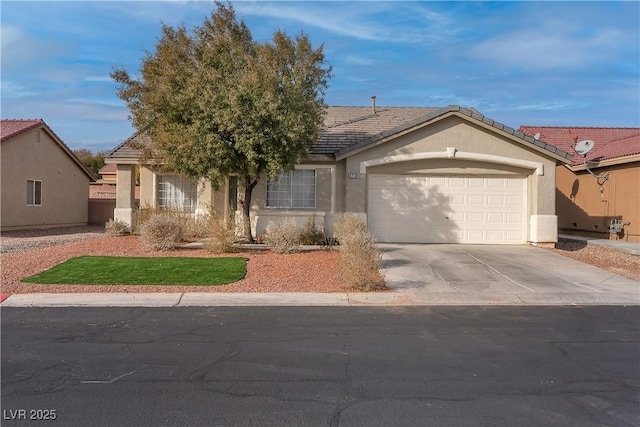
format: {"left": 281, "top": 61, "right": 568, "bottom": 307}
{"left": 1, "top": 24, "right": 22, "bottom": 48}
{"left": 510, "top": 100, "right": 590, "bottom": 112}
{"left": 0, "top": 24, "right": 69, "bottom": 73}
{"left": 237, "top": 2, "right": 457, "bottom": 44}
{"left": 0, "top": 80, "right": 37, "bottom": 98}
{"left": 84, "top": 75, "right": 114, "bottom": 83}
{"left": 471, "top": 24, "right": 626, "bottom": 70}
{"left": 342, "top": 54, "right": 378, "bottom": 67}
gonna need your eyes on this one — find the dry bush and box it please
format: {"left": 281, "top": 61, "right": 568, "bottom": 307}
{"left": 334, "top": 214, "right": 386, "bottom": 291}
{"left": 184, "top": 209, "right": 221, "bottom": 240}
{"left": 140, "top": 213, "right": 186, "bottom": 251}
{"left": 204, "top": 214, "right": 239, "bottom": 254}
{"left": 263, "top": 219, "right": 301, "bottom": 254}
{"left": 104, "top": 219, "right": 130, "bottom": 236}
{"left": 135, "top": 205, "right": 158, "bottom": 233}
{"left": 297, "top": 218, "right": 326, "bottom": 245}
{"left": 333, "top": 213, "right": 367, "bottom": 243}
{"left": 137, "top": 205, "right": 210, "bottom": 239}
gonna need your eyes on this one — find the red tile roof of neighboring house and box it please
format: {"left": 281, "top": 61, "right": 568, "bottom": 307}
{"left": 98, "top": 163, "right": 117, "bottom": 174}
{"left": 518, "top": 126, "right": 640, "bottom": 166}
{"left": 0, "top": 119, "right": 43, "bottom": 141}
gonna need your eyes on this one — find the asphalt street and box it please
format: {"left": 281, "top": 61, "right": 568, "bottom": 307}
{"left": 2, "top": 306, "right": 639, "bottom": 427}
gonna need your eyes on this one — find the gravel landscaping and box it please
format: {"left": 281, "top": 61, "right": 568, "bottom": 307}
{"left": 549, "top": 240, "right": 640, "bottom": 282}
{"left": 0, "top": 225, "right": 106, "bottom": 254}
{"left": 1, "top": 227, "right": 343, "bottom": 294}
{"left": 1, "top": 226, "right": 638, "bottom": 294}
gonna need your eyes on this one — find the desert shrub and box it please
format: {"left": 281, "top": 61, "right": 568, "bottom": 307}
{"left": 297, "top": 218, "right": 326, "bottom": 245}
{"left": 137, "top": 205, "right": 210, "bottom": 239}
{"left": 184, "top": 210, "right": 218, "bottom": 240}
{"left": 134, "top": 205, "right": 158, "bottom": 234}
{"left": 140, "top": 213, "right": 186, "bottom": 251}
{"left": 334, "top": 214, "right": 386, "bottom": 291}
{"left": 333, "top": 213, "right": 367, "bottom": 243}
{"left": 263, "top": 219, "right": 300, "bottom": 254}
{"left": 104, "top": 219, "right": 130, "bottom": 236}
{"left": 204, "top": 214, "right": 238, "bottom": 254}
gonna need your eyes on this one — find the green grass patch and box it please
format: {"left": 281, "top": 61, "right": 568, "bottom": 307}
{"left": 22, "top": 256, "right": 247, "bottom": 286}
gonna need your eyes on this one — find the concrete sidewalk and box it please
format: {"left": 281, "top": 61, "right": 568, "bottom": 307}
{"left": 2, "top": 288, "right": 639, "bottom": 308}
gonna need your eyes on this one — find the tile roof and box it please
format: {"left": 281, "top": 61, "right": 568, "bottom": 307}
{"left": 107, "top": 133, "right": 153, "bottom": 159}
{"left": 518, "top": 126, "right": 640, "bottom": 166}
{"left": 98, "top": 163, "right": 117, "bottom": 173}
{"left": 313, "top": 107, "right": 438, "bottom": 154}
{"left": 1, "top": 119, "right": 44, "bottom": 141}
{"left": 333, "top": 105, "right": 573, "bottom": 161}
{"left": 108, "top": 106, "right": 573, "bottom": 162}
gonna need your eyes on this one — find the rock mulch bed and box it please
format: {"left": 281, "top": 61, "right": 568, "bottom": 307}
{"left": 1, "top": 234, "right": 343, "bottom": 294}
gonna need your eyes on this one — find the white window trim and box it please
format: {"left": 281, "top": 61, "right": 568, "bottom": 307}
{"left": 157, "top": 174, "right": 198, "bottom": 214}
{"left": 295, "top": 164, "right": 336, "bottom": 212}
{"left": 27, "top": 179, "right": 42, "bottom": 206}
{"left": 266, "top": 168, "right": 316, "bottom": 209}
{"left": 264, "top": 165, "right": 336, "bottom": 212}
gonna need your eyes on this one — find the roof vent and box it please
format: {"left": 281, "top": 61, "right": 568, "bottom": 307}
{"left": 371, "top": 95, "right": 377, "bottom": 114}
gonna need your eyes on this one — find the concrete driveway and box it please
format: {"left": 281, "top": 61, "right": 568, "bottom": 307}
{"left": 379, "top": 244, "right": 640, "bottom": 306}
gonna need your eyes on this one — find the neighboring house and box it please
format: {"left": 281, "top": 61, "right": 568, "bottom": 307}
{"left": 89, "top": 163, "right": 117, "bottom": 199}
{"left": 89, "top": 163, "right": 140, "bottom": 200}
{"left": 1, "top": 119, "right": 95, "bottom": 231}
{"left": 107, "top": 105, "right": 572, "bottom": 245}
{"left": 98, "top": 163, "right": 117, "bottom": 183}
{"left": 519, "top": 126, "right": 640, "bottom": 242}
{"left": 88, "top": 163, "right": 140, "bottom": 226}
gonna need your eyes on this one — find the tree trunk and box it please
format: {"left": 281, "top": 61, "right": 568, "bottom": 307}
{"left": 240, "top": 177, "right": 258, "bottom": 243}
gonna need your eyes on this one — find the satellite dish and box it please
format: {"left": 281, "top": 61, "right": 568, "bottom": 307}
{"left": 574, "top": 139, "right": 595, "bottom": 156}
{"left": 534, "top": 132, "right": 541, "bottom": 140}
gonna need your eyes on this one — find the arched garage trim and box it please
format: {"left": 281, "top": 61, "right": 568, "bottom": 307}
{"left": 359, "top": 147, "right": 545, "bottom": 176}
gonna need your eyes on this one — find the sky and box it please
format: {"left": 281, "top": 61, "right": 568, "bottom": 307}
{"left": 1, "top": 1, "right": 639, "bottom": 152}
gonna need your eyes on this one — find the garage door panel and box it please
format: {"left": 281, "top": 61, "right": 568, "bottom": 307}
{"left": 449, "top": 194, "right": 466, "bottom": 205}
{"left": 468, "top": 177, "right": 484, "bottom": 187}
{"left": 487, "top": 195, "right": 505, "bottom": 205}
{"left": 507, "top": 195, "right": 524, "bottom": 205}
{"left": 368, "top": 175, "right": 526, "bottom": 244}
{"left": 487, "top": 179, "right": 506, "bottom": 188}
{"left": 487, "top": 212, "right": 504, "bottom": 222}
{"left": 449, "top": 177, "right": 465, "bottom": 187}
{"left": 466, "top": 230, "right": 484, "bottom": 240}
{"left": 486, "top": 230, "right": 505, "bottom": 241}
{"left": 467, "top": 212, "right": 484, "bottom": 222}
{"left": 507, "top": 213, "right": 524, "bottom": 223}
{"left": 467, "top": 194, "right": 484, "bottom": 204}
{"left": 449, "top": 212, "right": 465, "bottom": 222}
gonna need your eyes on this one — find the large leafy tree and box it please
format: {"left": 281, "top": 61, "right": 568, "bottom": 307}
{"left": 112, "top": 2, "right": 332, "bottom": 241}
{"left": 73, "top": 149, "right": 106, "bottom": 179}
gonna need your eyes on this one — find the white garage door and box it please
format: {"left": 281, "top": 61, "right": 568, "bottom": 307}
{"left": 368, "top": 175, "right": 526, "bottom": 244}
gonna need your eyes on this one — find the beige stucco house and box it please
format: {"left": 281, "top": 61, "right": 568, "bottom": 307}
{"left": 519, "top": 126, "right": 640, "bottom": 242}
{"left": 1, "top": 119, "right": 95, "bottom": 230}
{"left": 107, "top": 105, "right": 572, "bottom": 245}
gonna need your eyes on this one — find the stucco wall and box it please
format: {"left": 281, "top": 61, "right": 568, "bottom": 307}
{"left": 246, "top": 167, "right": 334, "bottom": 236}
{"left": 1, "top": 128, "right": 90, "bottom": 230}
{"left": 343, "top": 116, "right": 558, "bottom": 218}
{"left": 556, "top": 162, "right": 640, "bottom": 242}
{"left": 139, "top": 167, "right": 155, "bottom": 208}
{"left": 250, "top": 167, "right": 333, "bottom": 212}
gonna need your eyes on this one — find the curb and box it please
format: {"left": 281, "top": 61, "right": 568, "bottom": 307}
{"left": 0, "top": 294, "right": 10, "bottom": 303}
{"left": 1, "top": 291, "right": 639, "bottom": 308}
